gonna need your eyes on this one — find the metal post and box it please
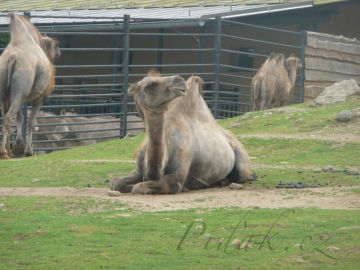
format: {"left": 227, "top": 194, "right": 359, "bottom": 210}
{"left": 198, "top": 25, "right": 206, "bottom": 74}
{"left": 299, "top": 29, "right": 307, "bottom": 103}
{"left": 120, "top": 15, "right": 130, "bottom": 138}
{"left": 157, "top": 28, "right": 164, "bottom": 72}
{"left": 213, "top": 17, "right": 221, "bottom": 118}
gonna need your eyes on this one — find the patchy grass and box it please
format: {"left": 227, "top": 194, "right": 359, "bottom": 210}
{"left": 220, "top": 96, "right": 360, "bottom": 136}
{"left": 243, "top": 137, "right": 360, "bottom": 168}
{"left": 0, "top": 196, "right": 359, "bottom": 270}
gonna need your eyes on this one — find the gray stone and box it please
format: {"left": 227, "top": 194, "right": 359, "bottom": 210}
{"left": 335, "top": 110, "right": 355, "bottom": 122}
{"left": 228, "top": 183, "right": 244, "bottom": 190}
{"left": 108, "top": 190, "right": 121, "bottom": 197}
{"left": 311, "top": 79, "right": 360, "bottom": 106}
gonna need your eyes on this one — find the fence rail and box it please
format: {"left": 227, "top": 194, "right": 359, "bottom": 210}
{"left": 0, "top": 15, "right": 305, "bottom": 153}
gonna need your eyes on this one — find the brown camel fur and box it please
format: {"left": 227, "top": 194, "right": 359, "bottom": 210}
{"left": 0, "top": 13, "right": 60, "bottom": 159}
{"left": 251, "top": 53, "right": 302, "bottom": 111}
{"left": 111, "top": 72, "right": 251, "bottom": 194}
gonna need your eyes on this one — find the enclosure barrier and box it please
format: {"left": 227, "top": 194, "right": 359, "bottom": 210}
{"left": 0, "top": 14, "right": 305, "bottom": 152}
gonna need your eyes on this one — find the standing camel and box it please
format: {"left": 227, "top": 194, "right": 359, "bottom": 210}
{"left": 0, "top": 13, "right": 60, "bottom": 159}
{"left": 251, "top": 53, "right": 302, "bottom": 111}
{"left": 111, "top": 71, "right": 251, "bottom": 194}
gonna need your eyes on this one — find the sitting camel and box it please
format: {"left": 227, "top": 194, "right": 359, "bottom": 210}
{"left": 111, "top": 71, "right": 251, "bottom": 194}
{"left": 0, "top": 13, "right": 60, "bottom": 159}
{"left": 251, "top": 53, "right": 302, "bottom": 111}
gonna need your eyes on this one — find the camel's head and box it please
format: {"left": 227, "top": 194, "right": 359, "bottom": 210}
{"left": 286, "top": 56, "right": 302, "bottom": 71}
{"left": 128, "top": 74, "right": 187, "bottom": 112}
{"left": 41, "top": 36, "right": 61, "bottom": 62}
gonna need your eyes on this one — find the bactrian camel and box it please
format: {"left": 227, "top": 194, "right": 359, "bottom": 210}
{"left": 251, "top": 53, "right": 302, "bottom": 111}
{"left": 0, "top": 13, "right": 60, "bottom": 159}
{"left": 111, "top": 71, "right": 251, "bottom": 194}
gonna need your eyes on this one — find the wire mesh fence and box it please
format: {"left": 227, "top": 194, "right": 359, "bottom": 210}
{"left": 0, "top": 14, "right": 305, "bottom": 153}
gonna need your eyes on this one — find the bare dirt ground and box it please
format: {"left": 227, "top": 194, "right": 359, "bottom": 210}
{"left": 0, "top": 186, "right": 359, "bottom": 211}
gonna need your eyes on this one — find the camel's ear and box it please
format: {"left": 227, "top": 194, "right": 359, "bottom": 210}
{"left": 169, "top": 75, "right": 187, "bottom": 92}
{"left": 148, "top": 68, "right": 161, "bottom": 77}
{"left": 128, "top": 83, "right": 140, "bottom": 95}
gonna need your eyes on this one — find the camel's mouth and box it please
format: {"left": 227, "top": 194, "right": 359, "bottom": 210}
{"left": 174, "top": 88, "right": 187, "bottom": 97}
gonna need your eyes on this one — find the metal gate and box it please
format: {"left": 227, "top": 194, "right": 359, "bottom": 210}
{"left": 0, "top": 14, "right": 305, "bottom": 153}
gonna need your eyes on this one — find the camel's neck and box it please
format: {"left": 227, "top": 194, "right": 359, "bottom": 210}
{"left": 144, "top": 111, "right": 165, "bottom": 180}
{"left": 287, "top": 64, "right": 298, "bottom": 89}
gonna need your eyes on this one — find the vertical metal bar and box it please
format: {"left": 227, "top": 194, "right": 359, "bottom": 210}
{"left": 22, "top": 11, "right": 31, "bottom": 143}
{"left": 298, "top": 30, "right": 307, "bottom": 103}
{"left": 213, "top": 17, "right": 221, "bottom": 118}
{"left": 157, "top": 28, "right": 164, "bottom": 72}
{"left": 120, "top": 15, "right": 130, "bottom": 138}
{"left": 198, "top": 25, "right": 206, "bottom": 74}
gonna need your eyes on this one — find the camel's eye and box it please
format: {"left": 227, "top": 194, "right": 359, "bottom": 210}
{"left": 144, "top": 81, "right": 158, "bottom": 92}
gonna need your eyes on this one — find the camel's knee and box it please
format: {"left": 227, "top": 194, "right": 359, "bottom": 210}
{"left": 131, "top": 181, "right": 162, "bottom": 195}
{"left": 111, "top": 178, "right": 134, "bottom": 193}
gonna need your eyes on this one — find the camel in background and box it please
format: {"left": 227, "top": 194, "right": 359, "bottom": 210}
{"left": 0, "top": 13, "right": 60, "bottom": 159}
{"left": 251, "top": 53, "right": 302, "bottom": 111}
{"left": 111, "top": 71, "right": 251, "bottom": 194}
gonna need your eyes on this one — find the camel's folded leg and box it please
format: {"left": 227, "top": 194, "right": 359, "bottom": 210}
{"left": 131, "top": 173, "right": 185, "bottom": 195}
{"left": 111, "top": 170, "right": 143, "bottom": 193}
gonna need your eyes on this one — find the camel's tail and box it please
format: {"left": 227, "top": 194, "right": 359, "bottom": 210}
{"left": 251, "top": 77, "right": 262, "bottom": 111}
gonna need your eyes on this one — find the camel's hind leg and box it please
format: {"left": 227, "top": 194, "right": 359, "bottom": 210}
{"left": 0, "top": 96, "right": 25, "bottom": 159}
{"left": 226, "top": 140, "right": 251, "bottom": 184}
{"left": 0, "top": 103, "right": 11, "bottom": 159}
{"left": 11, "top": 109, "right": 26, "bottom": 157}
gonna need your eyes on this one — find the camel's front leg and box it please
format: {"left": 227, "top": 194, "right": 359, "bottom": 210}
{"left": 132, "top": 157, "right": 191, "bottom": 194}
{"left": 111, "top": 146, "right": 146, "bottom": 192}
{"left": 24, "top": 100, "right": 42, "bottom": 156}
{"left": 111, "top": 170, "right": 143, "bottom": 193}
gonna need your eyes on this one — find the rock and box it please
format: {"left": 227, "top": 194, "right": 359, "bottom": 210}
{"left": 241, "top": 242, "right": 252, "bottom": 249}
{"left": 0, "top": 203, "right": 5, "bottom": 209}
{"left": 311, "top": 79, "right": 360, "bottom": 106}
{"left": 352, "top": 108, "right": 360, "bottom": 117}
{"left": 108, "top": 190, "right": 121, "bottom": 197}
{"left": 335, "top": 110, "right": 354, "bottom": 122}
{"left": 228, "top": 183, "right": 244, "bottom": 190}
{"left": 295, "top": 117, "right": 305, "bottom": 125}
{"left": 231, "top": 239, "right": 241, "bottom": 247}
{"left": 327, "top": 246, "right": 340, "bottom": 252}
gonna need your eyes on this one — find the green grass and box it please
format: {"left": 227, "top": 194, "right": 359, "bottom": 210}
{"left": 243, "top": 137, "right": 360, "bottom": 168}
{"left": 0, "top": 196, "right": 359, "bottom": 270}
{"left": 220, "top": 96, "right": 360, "bottom": 135}
{"left": 0, "top": 97, "right": 359, "bottom": 269}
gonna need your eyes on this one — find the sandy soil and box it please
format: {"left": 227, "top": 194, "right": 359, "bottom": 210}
{"left": 0, "top": 186, "right": 359, "bottom": 212}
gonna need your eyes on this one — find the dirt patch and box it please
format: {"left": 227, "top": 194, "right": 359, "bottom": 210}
{"left": 0, "top": 186, "right": 358, "bottom": 212}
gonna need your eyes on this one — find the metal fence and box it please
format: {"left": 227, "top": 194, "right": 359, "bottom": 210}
{"left": 0, "top": 14, "right": 305, "bottom": 153}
